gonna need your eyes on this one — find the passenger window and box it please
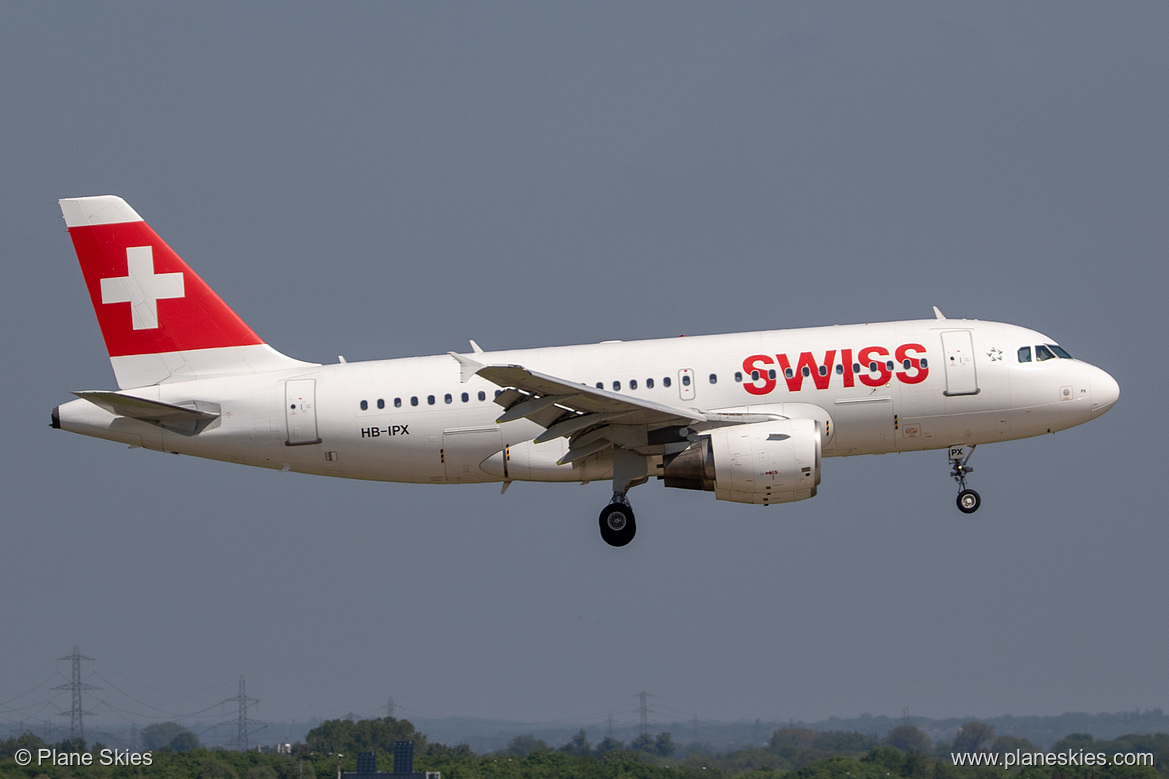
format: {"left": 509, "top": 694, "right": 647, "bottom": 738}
{"left": 802, "top": 366, "right": 810, "bottom": 377}
{"left": 1036, "top": 345, "right": 1056, "bottom": 361}
{"left": 411, "top": 396, "right": 419, "bottom": 407}
{"left": 785, "top": 368, "right": 794, "bottom": 379}
{"left": 395, "top": 398, "right": 402, "bottom": 408}
{"left": 835, "top": 364, "right": 844, "bottom": 375}
{"left": 461, "top": 392, "right": 469, "bottom": 403}
{"left": 682, "top": 374, "right": 691, "bottom": 386}
{"left": 768, "top": 369, "right": 776, "bottom": 380}
{"left": 613, "top": 380, "right": 621, "bottom": 391}
{"left": 596, "top": 382, "right": 603, "bottom": 389}
{"left": 377, "top": 399, "right": 385, "bottom": 409}
{"left": 819, "top": 365, "right": 828, "bottom": 376}
{"left": 709, "top": 373, "right": 717, "bottom": 384}
{"left": 663, "top": 376, "right": 672, "bottom": 387}
{"left": 478, "top": 391, "right": 487, "bottom": 401}
{"left": 1049, "top": 344, "right": 1072, "bottom": 359}
{"left": 751, "top": 370, "right": 760, "bottom": 381}
{"left": 647, "top": 378, "right": 655, "bottom": 389}
{"left": 630, "top": 379, "right": 638, "bottom": 390}
{"left": 427, "top": 395, "right": 436, "bottom": 405}
{"left": 360, "top": 400, "right": 368, "bottom": 411}
{"left": 1018, "top": 347, "right": 1032, "bottom": 362}
{"left": 734, "top": 372, "right": 742, "bottom": 383}
{"left": 921, "top": 358, "right": 928, "bottom": 368}
{"left": 444, "top": 393, "right": 452, "bottom": 404}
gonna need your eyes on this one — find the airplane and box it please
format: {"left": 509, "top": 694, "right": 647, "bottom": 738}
{"left": 52, "top": 195, "right": 1120, "bottom": 547}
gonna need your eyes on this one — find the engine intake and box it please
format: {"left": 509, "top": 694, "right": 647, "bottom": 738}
{"left": 663, "top": 418, "right": 821, "bottom": 505}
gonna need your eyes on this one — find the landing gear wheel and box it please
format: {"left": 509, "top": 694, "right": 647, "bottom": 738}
{"left": 948, "top": 446, "right": 981, "bottom": 515}
{"left": 599, "top": 503, "right": 637, "bottom": 547}
{"left": 957, "top": 489, "right": 981, "bottom": 514}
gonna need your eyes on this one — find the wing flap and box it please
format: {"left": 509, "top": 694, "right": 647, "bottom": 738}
{"left": 559, "top": 438, "right": 613, "bottom": 465}
{"left": 496, "top": 394, "right": 571, "bottom": 424}
{"left": 535, "top": 411, "right": 631, "bottom": 444}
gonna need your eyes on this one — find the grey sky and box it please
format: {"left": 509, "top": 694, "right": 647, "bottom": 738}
{"left": 2, "top": 2, "right": 1166, "bottom": 735}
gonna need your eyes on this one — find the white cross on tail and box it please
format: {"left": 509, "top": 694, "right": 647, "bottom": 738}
{"left": 100, "top": 246, "right": 185, "bottom": 330}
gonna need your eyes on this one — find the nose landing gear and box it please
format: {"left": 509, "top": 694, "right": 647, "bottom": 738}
{"left": 957, "top": 488, "right": 981, "bottom": 513}
{"left": 949, "top": 445, "right": 981, "bottom": 514}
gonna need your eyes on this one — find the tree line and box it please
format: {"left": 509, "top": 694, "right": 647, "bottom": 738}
{"left": 1, "top": 715, "right": 1164, "bottom": 779}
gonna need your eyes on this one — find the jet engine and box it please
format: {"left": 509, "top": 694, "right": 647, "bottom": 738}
{"left": 662, "top": 418, "right": 821, "bottom": 505}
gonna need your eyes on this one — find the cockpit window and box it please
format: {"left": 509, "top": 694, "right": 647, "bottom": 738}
{"left": 1021, "top": 344, "right": 1072, "bottom": 362}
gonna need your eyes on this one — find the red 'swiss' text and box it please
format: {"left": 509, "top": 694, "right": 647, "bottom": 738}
{"left": 742, "top": 343, "right": 930, "bottom": 396}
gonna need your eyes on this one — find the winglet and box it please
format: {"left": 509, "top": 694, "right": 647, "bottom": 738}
{"left": 448, "top": 351, "right": 484, "bottom": 383}
{"left": 469, "top": 340, "right": 484, "bottom": 354}
{"left": 932, "top": 306, "right": 946, "bottom": 320}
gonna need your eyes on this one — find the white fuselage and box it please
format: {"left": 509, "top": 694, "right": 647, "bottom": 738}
{"left": 56, "top": 318, "right": 1119, "bottom": 489}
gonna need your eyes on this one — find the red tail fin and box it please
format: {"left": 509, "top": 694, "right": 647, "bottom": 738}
{"left": 61, "top": 196, "right": 313, "bottom": 388}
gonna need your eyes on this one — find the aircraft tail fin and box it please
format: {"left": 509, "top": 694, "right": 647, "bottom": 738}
{"left": 60, "top": 196, "right": 315, "bottom": 389}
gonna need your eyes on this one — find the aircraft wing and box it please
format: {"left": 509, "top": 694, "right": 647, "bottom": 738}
{"left": 478, "top": 365, "right": 705, "bottom": 423}
{"left": 473, "top": 363, "right": 773, "bottom": 464}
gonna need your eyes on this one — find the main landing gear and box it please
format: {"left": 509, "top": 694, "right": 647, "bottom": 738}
{"left": 598, "top": 448, "right": 647, "bottom": 547}
{"left": 599, "top": 494, "right": 636, "bottom": 547}
{"left": 949, "top": 445, "right": 981, "bottom": 514}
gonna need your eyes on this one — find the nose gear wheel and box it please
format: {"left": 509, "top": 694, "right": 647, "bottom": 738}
{"left": 949, "top": 445, "right": 981, "bottom": 514}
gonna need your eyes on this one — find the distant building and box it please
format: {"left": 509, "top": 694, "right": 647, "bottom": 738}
{"left": 340, "top": 743, "right": 438, "bottom": 779}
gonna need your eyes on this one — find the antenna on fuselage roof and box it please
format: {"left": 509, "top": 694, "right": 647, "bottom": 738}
{"left": 932, "top": 306, "right": 946, "bottom": 320}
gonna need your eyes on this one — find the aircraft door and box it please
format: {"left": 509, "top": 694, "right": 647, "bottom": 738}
{"left": 442, "top": 426, "right": 502, "bottom": 482}
{"left": 285, "top": 379, "right": 321, "bottom": 445}
{"left": 678, "top": 368, "right": 696, "bottom": 400}
{"left": 941, "top": 331, "right": 979, "bottom": 396}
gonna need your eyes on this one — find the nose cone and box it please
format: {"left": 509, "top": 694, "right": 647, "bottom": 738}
{"left": 1090, "top": 367, "right": 1120, "bottom": 418}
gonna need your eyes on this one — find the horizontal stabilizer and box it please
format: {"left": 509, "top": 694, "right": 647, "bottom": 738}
{"left": 73, "top": 391, "right": 220, "bottom": 435}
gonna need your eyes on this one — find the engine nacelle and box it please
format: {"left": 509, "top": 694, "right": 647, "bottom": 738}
{"left": 663, "top": 418, "right": 822, "bottom": 505}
